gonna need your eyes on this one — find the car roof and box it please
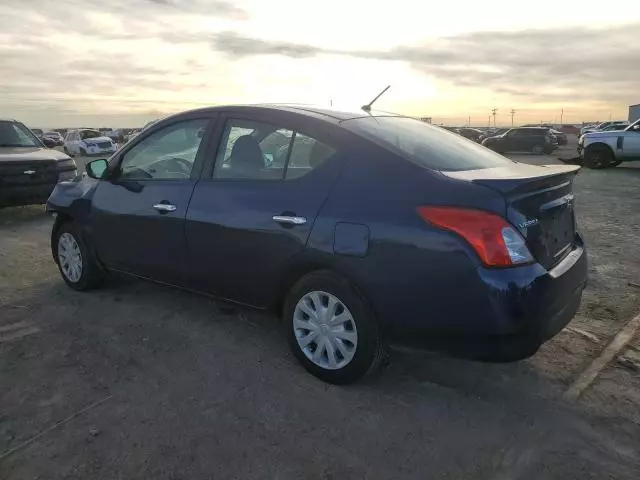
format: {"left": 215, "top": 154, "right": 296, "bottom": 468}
{"left": 167, "top": 104, "right": 404, "bottom": 124}
{"left": 0, "top": 118, "right": 18, "bottom": 122}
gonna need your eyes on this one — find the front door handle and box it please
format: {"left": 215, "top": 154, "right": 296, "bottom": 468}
{"left": 153, "top": 203, "right": 177, "bottom": 213}
{"left": 273, "top": 215, "right": 307, "bottom": 225}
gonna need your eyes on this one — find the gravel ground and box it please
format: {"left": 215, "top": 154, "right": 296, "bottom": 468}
{"left": 1, "top": 143, "right": 639, "bottom": 479}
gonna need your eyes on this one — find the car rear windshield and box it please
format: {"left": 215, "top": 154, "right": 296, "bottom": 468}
{"left": 342, "top": 116, "right": 515, "bottom": 171}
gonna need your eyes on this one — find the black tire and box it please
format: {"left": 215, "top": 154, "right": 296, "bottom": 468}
{"left": 53, "top": 221, "right": 104, "bottom": 291}
{"left": 585, "top": 145, "right": 612, "bottom": 169}
{"left": 610, "top": 158, "right": 623, "bottom": 167}
{"left": 79, "top": 148, "right": 87, "bottom": 157}
{"left": 284, "top": 270, "right": 387, "bottom": 384}
{"left": 532, "top": 144, "right": 545, "bottom": 154}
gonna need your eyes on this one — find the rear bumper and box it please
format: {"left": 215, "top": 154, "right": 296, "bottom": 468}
{"left": 380, "top": 236, "right": 588, "bottom": 360}
{"left": 0, "top": 183, "right": 57, "bottom": 207}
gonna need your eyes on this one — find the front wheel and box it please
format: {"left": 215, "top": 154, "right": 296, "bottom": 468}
{"left": 284, "top": 271, "right": 387, "bottom": 384}
{"left": 54, "top": 222, "right": 104, "bottom": 291}
{"left": 585, "top": 145, "right": 613, "bottom": 169}
{"left": 79, "top": 148, "right": 87, "bottom": 157}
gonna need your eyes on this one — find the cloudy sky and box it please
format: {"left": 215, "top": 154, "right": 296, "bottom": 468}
{"left": 2, "top": 0, "right": 639, "bottom": 127}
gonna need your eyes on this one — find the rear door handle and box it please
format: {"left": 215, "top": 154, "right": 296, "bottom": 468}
{"left": 153, "top": 203, "right": 177, "bottom": 213}
{"left": 273, "top": 215, "right": 307, "bottom": 225}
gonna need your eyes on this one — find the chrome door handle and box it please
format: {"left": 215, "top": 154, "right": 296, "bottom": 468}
{"left": 273, "top": 215, "right": 307, "bottom": 225}
{"left": 153, "top": 203, "right": 177, "bottom": 213}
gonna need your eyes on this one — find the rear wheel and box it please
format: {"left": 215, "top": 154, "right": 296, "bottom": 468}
{"left": 284, "top": 271, "right": 387, "bottom": 384}
{"left": 585, "top": 145, "right": 613, "bottom": 169}
{"left": 54, "top": 221, "right": 104, "bottom": 291}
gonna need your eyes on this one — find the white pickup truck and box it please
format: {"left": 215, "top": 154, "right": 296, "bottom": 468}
{"left": 578, "top": 119, "right": 640, "bottom": 168}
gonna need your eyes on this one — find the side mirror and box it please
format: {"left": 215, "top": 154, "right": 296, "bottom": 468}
{"left": 86, "top": 159, "right": 108, "bottom": 179}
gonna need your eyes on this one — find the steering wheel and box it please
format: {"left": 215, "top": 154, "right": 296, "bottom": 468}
{"left": 164, "top": 157, "right": 192, "bottom": 176}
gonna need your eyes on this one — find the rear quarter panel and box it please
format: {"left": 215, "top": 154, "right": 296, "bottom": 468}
{"left": 307, "top": 141, "right": 510, "bottom": 335}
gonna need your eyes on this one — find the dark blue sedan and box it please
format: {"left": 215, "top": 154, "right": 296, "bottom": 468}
{"left": 47, "top": 105, "right": 588, "bottom": 384}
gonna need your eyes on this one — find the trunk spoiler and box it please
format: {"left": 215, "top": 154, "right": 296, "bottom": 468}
{"left": 442, "top": 164, "right": 580, "bottom": 196}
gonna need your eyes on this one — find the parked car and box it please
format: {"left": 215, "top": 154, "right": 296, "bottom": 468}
{"left": 457, "top": 128, "right": 483, "bottom": 142}
{"left": 580, "top": 121, "right": 628, "bottom": 136}
{"left": 63, "top": 129, "right": 117, "bottom": 157}
{"left": 43, "top": 131, "right": 64, "bottom": 146}
{"left": 559, "top": 125, "right": 580, "bottom": 135}
{"left": 577, "top": 118, "right": 640, "bottom": 168}
{"left": 47, "top": 105, "right": 587, "bottom": 384}
{"left": 125, "top": 129, "right": 141, "bottom": 143}
{"left": 549, "top": 129, "right": 568, "bottom": 146}
{"left": 0, "top": 119, "right": 76, "bottom": 209}
{"left": 478, "top": 128, "right": 507, "bottom": 142}
{"left": 482, "top": 127, "right": 555, "bottom": 154}
{"left": 600, "top": 123, "right": 629, "bottom": 132}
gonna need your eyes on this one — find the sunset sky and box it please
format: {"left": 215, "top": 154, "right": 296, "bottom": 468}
{"left": 1, "top": 0, "right": 639, "bottom": 127}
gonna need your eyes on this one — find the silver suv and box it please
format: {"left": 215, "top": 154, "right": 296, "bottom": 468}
{"left": 578, "top": 119, "right": 640, "bottom": 168}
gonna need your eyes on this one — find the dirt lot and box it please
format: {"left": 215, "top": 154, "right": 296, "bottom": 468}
{"left": 1, "top": 143, "right": 640, "bottom": 479}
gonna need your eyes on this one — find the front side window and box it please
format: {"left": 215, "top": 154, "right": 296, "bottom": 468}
{"left": 343, "top": 116, "right": 513, "bottom": 172}
{"left": 119, "top": 119, "right": 208, "bottom": 180}
{"left": 213, "top": 119, "right": 335, "bottom": 180}
{"left": 0, "top": 121, "right": 40, "bottom": 147}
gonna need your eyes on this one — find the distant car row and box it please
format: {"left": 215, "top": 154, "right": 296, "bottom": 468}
{"left": 440, "top": 125, "right": 566, "bottom": 155}
{"left": 580, "top": 121, "right": 629, "bottom": 136}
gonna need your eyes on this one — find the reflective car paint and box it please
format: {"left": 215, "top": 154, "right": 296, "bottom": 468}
{"left": 47, "top": 105, "right": 588, "bottom": 360}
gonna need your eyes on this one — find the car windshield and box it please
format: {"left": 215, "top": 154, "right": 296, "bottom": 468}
{"left": 81, "top": 130, "right": 102, "bottom": 140}
{"left": 0, "top": 120, "right": 41, "bottom": 147}
{"left": 342, "top": 116, "right": 515, "bottom": 171}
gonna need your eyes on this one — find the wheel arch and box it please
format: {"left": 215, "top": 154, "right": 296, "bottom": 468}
{"left": 50, "top": 212, "right": 74, "bottom": 262}
{"left": 274, "top": 255, "right": 371, "bottom": 319}
{"left": 585, "top": 141, "right": 615, "bottom": 156}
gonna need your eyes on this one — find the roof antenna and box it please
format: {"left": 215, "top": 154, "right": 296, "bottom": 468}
{"left": 361, "top": 85, "right": 390, "bottom": 113}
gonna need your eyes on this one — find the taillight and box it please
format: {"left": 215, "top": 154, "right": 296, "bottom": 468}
{"left": 416, "top": 206, "right": 534, "bottom": 267}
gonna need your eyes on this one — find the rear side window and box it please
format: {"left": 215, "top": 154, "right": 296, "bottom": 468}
{"left": 212, "top": 119, "right": 336, "bottom": 180}
{"left": 342, "top": 116, "right": 513, "bottom": 172}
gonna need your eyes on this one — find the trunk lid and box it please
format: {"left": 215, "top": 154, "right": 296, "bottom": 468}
{"left": 443, "top": 163, "right": 581, "bottom": 269}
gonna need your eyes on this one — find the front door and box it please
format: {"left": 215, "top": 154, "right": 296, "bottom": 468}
{"left": 503, "top": 129, "right": 526, "bottom": 152}
{"left": 90, "top": 116, "right": 213, "bottom": 285}
{"left": 623, "top": 124, "right": 640, "bottom": 160}
{"left": 186, "top": 114, "right": 344, "bottom": 307}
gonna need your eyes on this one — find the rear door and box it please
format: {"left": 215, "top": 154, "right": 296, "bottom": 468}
{"left": 185, "top": 112, "right": 344, "bottom": 306}
{"left": 90, "top": 114, "right": 215, "bottom": 285}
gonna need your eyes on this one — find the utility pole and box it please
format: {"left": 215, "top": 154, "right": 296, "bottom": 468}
{"left": 560, "top": 108, "right": 563, "bottom": 125}
{"left": 510, "top": 109, "right": 516, "bottom": 126}
{"left": 468, "top": 116, "right": 471, "bottom": 127}
{"left": 491, "top": 108, "right": 498, "bottom": 127}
